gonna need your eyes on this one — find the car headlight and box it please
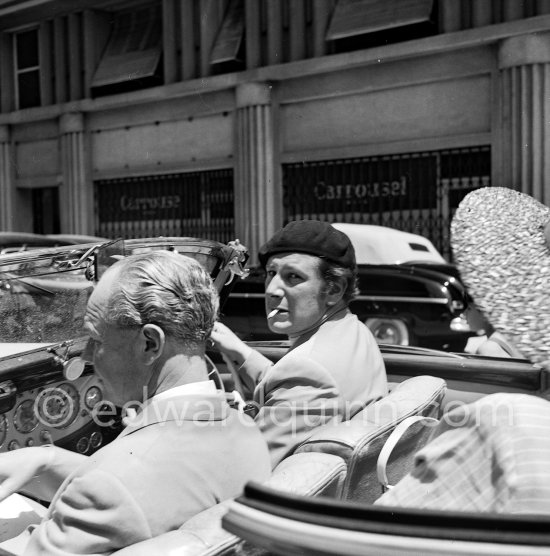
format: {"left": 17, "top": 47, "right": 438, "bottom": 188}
{"left": 450, "top": 314, "right": 472, "bottom": 332}
{"left": 365, "top": 318, "right": 409, "bottom": 345}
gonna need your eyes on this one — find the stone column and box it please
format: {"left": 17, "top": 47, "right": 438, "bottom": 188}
{"left": 0, "top": 125, "right": 14, "bottom": 230}
{"left": 234, "top": 82, "right": 280, "bottom": 263}
{"left": 498, "top": 34, "right": 550, "bottom": 204}
{"left": 59, "top": 112, "right": 94, "bottom": 234}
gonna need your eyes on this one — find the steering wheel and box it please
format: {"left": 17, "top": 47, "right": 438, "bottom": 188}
{"left": 205, "top": 354, "right": 250, "bottom": 413}
{"left": 205, "top": 354, "right": 225, "bottom": 391}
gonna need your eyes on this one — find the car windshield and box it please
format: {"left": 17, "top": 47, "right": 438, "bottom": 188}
{"left": 0, "top": 246, "right": 97, "bottom": 355}
{"left": 0, "top": 237, "right": 247, "bottom": 356}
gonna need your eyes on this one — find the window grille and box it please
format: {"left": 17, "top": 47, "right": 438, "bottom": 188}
{"left": 283, "top": 146, "right": 490, "bottom": 260}
{"left": 94, "top": 169, "right": 235, "bottom": 244}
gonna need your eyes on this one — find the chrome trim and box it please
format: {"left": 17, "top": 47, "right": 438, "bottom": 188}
{"left": 355, "top": 295, "right": 449, "bottom": 305}
{"left": 230, "top": 293, "right": 265, "bottom": 299}
{"left": 450, "top": 315, "right": 472, "bottom": 332}
{"left": 228, "top": 292, "right": 449, "bottom": 305}
{"left": 224, "top": 502, "right": 546, "bottom": 556}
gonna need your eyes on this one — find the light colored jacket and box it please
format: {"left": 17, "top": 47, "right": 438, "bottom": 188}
{"left": 239, "top": 310, "right": 388, "bottom": 467}
{"left": 24, "top": 386, "right": 270, "bottom": 555}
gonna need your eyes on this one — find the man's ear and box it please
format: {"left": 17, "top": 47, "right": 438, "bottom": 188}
{"left": 326, "top": 278, "right": 345, "bottom": 306}
{"left": 139, "top": 324, "right": 165, "bottom": 365}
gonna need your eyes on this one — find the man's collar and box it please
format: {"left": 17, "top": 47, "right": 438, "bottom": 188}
{"left": 289, "top": 306, "right": 349, "bottom": 346}
{"left": 152, "top": 379, "right": 217, "bottom": 402}
{"left": 120, "top": 380, "right": 227, "bottom": 435}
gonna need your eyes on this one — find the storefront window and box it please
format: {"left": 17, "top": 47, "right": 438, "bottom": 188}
{"left": 94, "top": 169, "right": 234, "bottom": 243}
{"left": 283, "top": 146, "right": 490, "bottom": 259}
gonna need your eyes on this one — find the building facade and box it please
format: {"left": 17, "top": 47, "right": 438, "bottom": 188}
{"left": 0, "top": 0, "right": 549, "bottom": 261}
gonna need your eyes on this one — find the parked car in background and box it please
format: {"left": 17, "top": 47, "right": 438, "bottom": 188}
{"left": 0, "top": 232, "right": 71, "bottom": 254}
{"left": 44, "top": 234, "right": 109, "bottom": 245}
{"left": 0, "top": 232, "right": 107, "bottom": 254}
{"left": 331, "top": 223, "right": 446, "bottom": 265}
{"left": 221, "top": 224, "right": 476, "bottom": 352}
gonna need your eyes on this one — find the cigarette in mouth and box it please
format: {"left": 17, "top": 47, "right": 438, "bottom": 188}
{"left": 267, "top": 309, "right": 279, "bottom": 319}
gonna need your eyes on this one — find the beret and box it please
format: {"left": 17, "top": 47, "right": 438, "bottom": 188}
{"left": 451, "top": 187, "right": 550, "bottom": 370}
{"left": 258, "top": 220, "right": 356, "bottom": 269}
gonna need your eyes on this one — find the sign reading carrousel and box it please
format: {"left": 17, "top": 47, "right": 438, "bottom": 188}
{"left": 313, "top": 175, "right": 407, "bottom": 201}
{"left": 94, "top": 169, "right": 235, "bottom": 241}
{"left": 97, "top": 177, "right": 201, "bottom": 222}
{"left": 284, "top": 153, "right": 438, "bottom": 214}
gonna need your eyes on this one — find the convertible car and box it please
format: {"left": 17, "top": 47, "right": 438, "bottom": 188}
{"left": 0, "top": 236, "right": 545, "bottom": 556}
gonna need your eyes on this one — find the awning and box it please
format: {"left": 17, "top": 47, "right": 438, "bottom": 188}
{"left": 326, "top": 0, "right": 434, "bottom": 41}
{"left": 210, "top": 0, "right": 244, "bottom": 65}
{"left": 91, "top": 5, "right": 162, "bottom": 88}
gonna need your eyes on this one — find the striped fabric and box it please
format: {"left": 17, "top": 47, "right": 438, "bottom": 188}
{"left": 375, "top": 393, "right": 550, "bottom": 514}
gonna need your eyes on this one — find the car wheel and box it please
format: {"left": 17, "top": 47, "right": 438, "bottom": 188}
{"left": 364, "top": 317, "right": 410, "bottom": 346}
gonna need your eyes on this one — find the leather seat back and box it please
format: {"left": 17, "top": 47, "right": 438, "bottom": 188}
{"left": 113, "top": 452, "right": 346, "bottom": 556}
{"left": 295, "top": 375, "right": 446, "bottom": 503}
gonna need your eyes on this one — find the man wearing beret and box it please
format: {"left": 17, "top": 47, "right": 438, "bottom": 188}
{"left": 212, "top": 220, "right": 387, "bottom": 467}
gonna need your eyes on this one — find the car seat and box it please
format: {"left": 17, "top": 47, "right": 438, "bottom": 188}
{"left": 112, "top": 451, "right": 347, "bottom": 556}
{"left": 294, "top": 375, "right": 447, "bottom": 502}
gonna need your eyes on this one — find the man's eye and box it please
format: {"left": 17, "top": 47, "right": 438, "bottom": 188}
{"left": 285, "top": 273, "right": 303, "bottom": 284}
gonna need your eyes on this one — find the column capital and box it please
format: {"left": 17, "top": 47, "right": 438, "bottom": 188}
{"left": 0, "top": 124, "right": 9, "bottom": 142}
{"left": 236, "top": 82, "right": 272, "bottom": 108}
{"left": 59, "top": 112, "right": 84, "bottom": 134}
{"left": 499, "top": 33, "right": 550, "bottom": 69}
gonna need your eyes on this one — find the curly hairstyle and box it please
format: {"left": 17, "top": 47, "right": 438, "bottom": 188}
{"left": 318, "top": 258, "right": 359, "bottom": 304}
{"left": 104, "top": 250, "right": 219, "bottom": 347}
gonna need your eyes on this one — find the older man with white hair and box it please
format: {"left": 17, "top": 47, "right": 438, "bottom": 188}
{"left": 0, "top": 251, "right": 270, "bottom": 555}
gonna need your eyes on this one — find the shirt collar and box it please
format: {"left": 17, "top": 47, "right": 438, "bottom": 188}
{"left": 151, "top": 380, "right": 217, "bottom": 402}
{"left": 289, "top": 307, "right": 349, "bottom": 346}
{"left": 120, "top": 380, "right": 226, "bottom": 435}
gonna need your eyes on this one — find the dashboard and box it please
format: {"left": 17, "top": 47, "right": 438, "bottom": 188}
{"left": 0, "top": 371, "right": 120, "bottom": 455}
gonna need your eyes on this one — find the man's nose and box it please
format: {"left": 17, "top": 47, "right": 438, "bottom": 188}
{"left": 265, "top": 276, "right": 284, "bottom": 297}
